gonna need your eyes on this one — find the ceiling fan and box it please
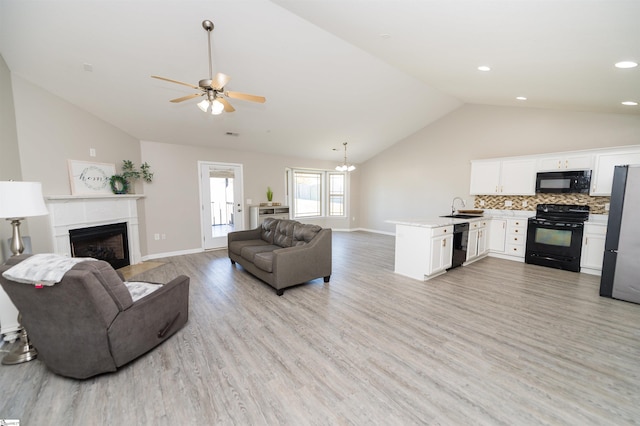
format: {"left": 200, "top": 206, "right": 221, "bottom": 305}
{"left": 151, "top": 20, "right": 266, "bottom": 115}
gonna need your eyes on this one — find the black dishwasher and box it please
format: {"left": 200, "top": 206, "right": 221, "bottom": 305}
{"left": 447, "top": 222, "right": 469, "bottom": 270}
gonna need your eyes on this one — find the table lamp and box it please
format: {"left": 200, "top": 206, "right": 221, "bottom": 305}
{"left": 0, "top": 181, "right": 48, "bottom": 364}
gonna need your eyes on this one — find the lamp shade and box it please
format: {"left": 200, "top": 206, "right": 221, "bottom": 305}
{"left": 0, "top": 181, "right": 49, "bottom": 219}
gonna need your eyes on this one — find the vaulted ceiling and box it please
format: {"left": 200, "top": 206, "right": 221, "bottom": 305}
{"left": 1, "top": 1, "right": 638, "bottom": 164}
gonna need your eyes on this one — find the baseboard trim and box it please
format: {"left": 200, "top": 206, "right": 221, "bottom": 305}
{"left": 142, "top": 248, "right": 203, "bottom": 262}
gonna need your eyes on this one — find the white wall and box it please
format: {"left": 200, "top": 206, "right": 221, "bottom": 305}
{"left": 140, "top": 140, "right": 356, "bottom": 257}
{"left": 360, "top": 104, "right": 640, "bottom": 233}
{"left": 0, "top": 55, "right": 23, "bottom": 261}
{"left": 10, "top": 75, "right": 143, "bottom": 254}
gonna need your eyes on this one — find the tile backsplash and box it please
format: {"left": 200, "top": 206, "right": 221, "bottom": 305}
{"left": 474, "top": 193, "right": 610, "bottom": 214}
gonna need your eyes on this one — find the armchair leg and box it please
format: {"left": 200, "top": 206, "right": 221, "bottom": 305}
{"left": 324, "top": 276, "right": 330, "bottom": 283}
{"left": 230, "top": 259, "right": 236, "bottom": 265}
{"left": 276, "top": 288, "right": 285, "bottom": 296}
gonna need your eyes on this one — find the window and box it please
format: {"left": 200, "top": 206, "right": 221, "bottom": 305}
{"left": 288, "top": 169, "right": 347, "bottom": 218}
{"left": 328, "top": 173, "right": 344, "bottom": 216}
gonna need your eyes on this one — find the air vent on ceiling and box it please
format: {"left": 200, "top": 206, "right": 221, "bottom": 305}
{"left": 225, "top": 132, "right": 239, "bottom": 137}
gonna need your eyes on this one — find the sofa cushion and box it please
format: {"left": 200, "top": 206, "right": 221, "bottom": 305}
{"left": 274, "top": 220, "right": 296, "bottom": 247}
{"left": 260, "top": 218, "right": 279, "bottom": 244}
{"left": 229, "top": 239, "right": 269, "bottom": 256}
{"left": 241, "top": 244, "right": 279, "bottom": 263}
{"left": 253, "top": 252, "right": 274, "bottom": 273}
{"left": 293, "top": 223, "right": 322, "bottom": 246}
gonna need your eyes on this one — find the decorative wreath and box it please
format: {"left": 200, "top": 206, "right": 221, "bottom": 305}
{"left": 109, "top": 175, "right": 129, "bottom": 194}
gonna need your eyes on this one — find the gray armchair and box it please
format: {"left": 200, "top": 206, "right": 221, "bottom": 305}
{"left": 0, "top": 254, "right": 189, "bottom": 379}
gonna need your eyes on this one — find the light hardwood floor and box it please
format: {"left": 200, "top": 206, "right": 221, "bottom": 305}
{"left": 1, "top": 231, "right": 639, "bottom": 425}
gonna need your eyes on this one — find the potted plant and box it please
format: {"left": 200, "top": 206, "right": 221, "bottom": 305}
{"left": 110, "top": 160, "right": 154, "bottom": 194}
{"left": 266, "top": 187, "right": 274, "bottom": 206}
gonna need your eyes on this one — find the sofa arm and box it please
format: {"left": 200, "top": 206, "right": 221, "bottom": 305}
{"left": 272, "top": 229, "right": 332, "bottom": 286}
{"left": 107, "top": 275, "right": 190, "bottom": 367}
{"left": 228, "top": 227, "right": 262, "bottom": 243}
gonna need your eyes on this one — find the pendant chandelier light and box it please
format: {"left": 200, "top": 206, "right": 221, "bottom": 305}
{"left": 336, "top": 142, "right": 356, "bottom": 172}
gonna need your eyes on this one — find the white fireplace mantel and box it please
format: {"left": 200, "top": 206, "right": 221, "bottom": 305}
{"left": 45, "top": 194, "right": 145, "bottom": 265}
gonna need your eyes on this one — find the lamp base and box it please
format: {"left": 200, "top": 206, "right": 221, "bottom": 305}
{"left": 2, "top": 320, "right": 37, "bottom": 365}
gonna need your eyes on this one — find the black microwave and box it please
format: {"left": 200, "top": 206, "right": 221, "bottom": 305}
{"left": 535, "top": 170, "right": 591, "bottom": 194}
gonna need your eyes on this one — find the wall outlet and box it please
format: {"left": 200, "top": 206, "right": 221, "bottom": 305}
{"left": 605, "top": 203, "right": 610, "bottom": 211}
{"left": 522, "top": 201, "right": 528, "bottom": 207}
{"left": 161, "top": 234, "right": 166, "bottom": 240}
{"left": 505, "top": 200, "right": 513, "bottom": 207}
{"left": 89, "top": 148, "right": 96, "bottom": 157}
{"left": 246, "top": 198, "right": 252, "bottom": 205}
{"left": 479, "top": 200, "right": 485, "bottom": 206}
{"left": 154, "top": 233, "right": 160, "bottom": 241}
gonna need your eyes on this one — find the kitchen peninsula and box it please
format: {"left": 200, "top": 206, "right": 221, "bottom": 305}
{"left": 388, "top": 211, "right": 534, "bottom": 281}
{"left": 388, "top": 217, "right": 471, "bottom": 281}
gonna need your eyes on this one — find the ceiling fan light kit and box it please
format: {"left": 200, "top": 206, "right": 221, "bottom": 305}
{"left": 152, "top": 19, "right": 265, "bottom": 115}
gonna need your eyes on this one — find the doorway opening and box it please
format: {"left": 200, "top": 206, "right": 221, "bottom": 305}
{"left": 199, "top": 162, "right": 244, "bottom": 249}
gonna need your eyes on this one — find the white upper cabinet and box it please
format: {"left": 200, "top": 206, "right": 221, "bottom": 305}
{"left": 591, "top": 149, "right": 640, "bottom": 195}
{"left": 538, "top": 154, "right": 593, "bottom": 171}
{"left": 470, "top": 159, "right": 536, "bottom": 195}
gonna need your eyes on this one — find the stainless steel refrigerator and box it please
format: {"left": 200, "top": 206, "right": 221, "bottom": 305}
{"left": 600, "top": 164, "right": 640, "bottom": 303}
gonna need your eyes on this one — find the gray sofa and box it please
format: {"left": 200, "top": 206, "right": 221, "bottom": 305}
{"left": 0, "top": 254, "right": 189, "bottom": 379}
{"left": 228, "top": 218, "right": 332, "bottom": 295}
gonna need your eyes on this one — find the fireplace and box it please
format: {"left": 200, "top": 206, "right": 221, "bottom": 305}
{"left": 69, "top": 222, "right": 130, "bottom": 269}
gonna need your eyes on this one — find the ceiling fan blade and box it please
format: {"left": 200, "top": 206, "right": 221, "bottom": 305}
{"left": 151, "top": 75, "right": 200, "bottom": 90}
{"left": 218, "top": 97, "right": 235, "bottom": 113}
{"left": 225, "top": 91, "right": 266, "bottom": 103}
{"left": 211, "top": 73, "right": 231, "bottom": 90}
{"left": 170, "top": 93, "right": 202, "bottom": 103}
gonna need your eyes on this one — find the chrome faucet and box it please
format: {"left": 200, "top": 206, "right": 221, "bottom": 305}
{"left": 451, "top": 197, "right": 466, "bottom": 216}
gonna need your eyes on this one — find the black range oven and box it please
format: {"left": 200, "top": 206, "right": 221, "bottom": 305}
{"left": 525, "top": 204, "right": 590, "bottom": 272}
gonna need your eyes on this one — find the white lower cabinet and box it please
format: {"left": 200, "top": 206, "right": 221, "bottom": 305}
{"left": 466, "top": 220, "right": 489, "bottom": 264}
{"left": 393, "top": 224, "right": 453, "bottom": 281}
{"left": 488, "top": 218, "right": 528, "bottom": 261}
{"left": 488, "top": 219, "right": 507, "bottom": 253}
{"left": 581, "top": 222, "right": 607, "bottom": 275}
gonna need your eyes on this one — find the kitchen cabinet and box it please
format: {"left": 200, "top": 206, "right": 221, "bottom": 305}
{"left": 466, "top": 219, "right": 489, "bottom": 264}
{"left": 580, "top": 222, "right": 607, "bottom": 275}
{"left": 538, "top": 154, "right": 593, "bottom": 171}
{"left": 249, "top": 205, "right": 290, "bottom": 228}
{"left": 393, "top": 224, "right": 453, "bottom": 281}
{"left": 470, "top": 159, "right": 536, "bottom": 195}
{"left": 488, "top": 219, "right": 507, "bottom": 253}
{"left": 430, "top": 227, "right": 454, "bottom": 276}
{"left": 505, "top": 219, "right": 528, "bottom": 259}
{"left": 590, "top": 150, "right": 640, "bottom": 195}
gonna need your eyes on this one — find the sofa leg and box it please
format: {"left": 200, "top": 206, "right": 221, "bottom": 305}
{"left": 323, "top": 276, "right": 330, "bottom": 283}
{"left": 276, "top": 288, "right": 285, "bottom": 296}
{"left": 230, "top": 259, "right": 235, "bottom": 265}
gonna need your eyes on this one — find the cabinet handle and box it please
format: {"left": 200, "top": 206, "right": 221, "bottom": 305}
{"left": 514, "top": 237, "right": 518, "bottom": 241}
{"left": 500, "top": 185, "right": 504, "bottom": 193}
{"left": 495, "top": 185, "right": 498, "bottom": 193}
{"left": 443, "top": 239, "right": 446, "bottom": 247}
{"left": 565, "top": 160, "right": 569, "bottom": 168}
{"left": 514, "top": 229, "right": 519, "bottom": 233}
{"left": 585, "top": 237, "right": 588, "bottom": 245}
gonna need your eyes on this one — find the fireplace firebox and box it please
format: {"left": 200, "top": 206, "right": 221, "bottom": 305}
{"left": 69, "top": 222, "right": 130, "bottom": 269}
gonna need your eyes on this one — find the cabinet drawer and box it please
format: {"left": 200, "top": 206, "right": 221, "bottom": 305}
{"left": 432, "top": 226, "right": 453, "bottom": 237}
{"left": 469, "top": 220, "right": 488, "bottom": 229}
{"left": 506, "top": 244, "right": 524, "bottom": 256}
{"left": 507, "top": 235, "right": 525, "bottom": 246}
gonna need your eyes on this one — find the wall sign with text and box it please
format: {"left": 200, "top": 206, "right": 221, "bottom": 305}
{"left": 68, "top": 160, "right": 116, "bottom": 195}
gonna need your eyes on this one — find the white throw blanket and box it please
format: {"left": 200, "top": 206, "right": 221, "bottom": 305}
{"left": 2, "top": 253, "right": 97, "bottom": 286}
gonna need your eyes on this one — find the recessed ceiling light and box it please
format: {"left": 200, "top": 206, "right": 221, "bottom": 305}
{"left": 83, "top": 63, "right": 93, "bottom": 72}
{"left": 516, "top": 96, "right": 527, "bottom": 101}
{"left": 621, "top": 101, "right": 638, "bottom": 106}
{"left": 615, "top": 61, "right": 638, "bottom": 69}
{"left": 478, "top": 66, "right": 491, "bottom": 72}
{"left": 379, "top": 33, "right": 391, "bottom": 39}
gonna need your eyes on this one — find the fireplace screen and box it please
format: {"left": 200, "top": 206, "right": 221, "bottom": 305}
{"left": 69, "top": 222, "right": 130, "bottom": 269}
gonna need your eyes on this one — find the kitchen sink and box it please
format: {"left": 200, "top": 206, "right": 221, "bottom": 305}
{"left": 440, "top": 214, "right": 483, "bottom": 219}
